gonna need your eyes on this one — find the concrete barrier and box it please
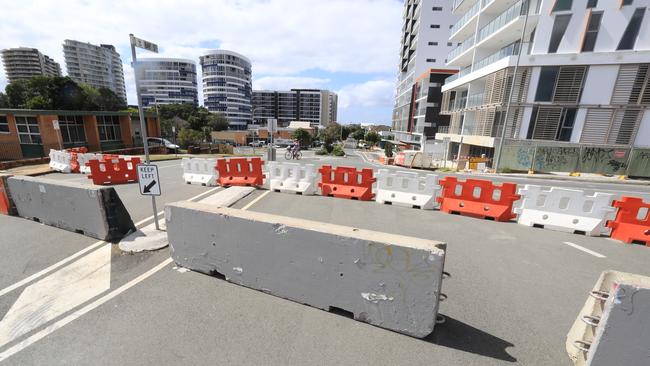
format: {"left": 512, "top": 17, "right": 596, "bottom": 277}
{"left": 7, "top": 176, "right": 135, "bottom": 241}
{"left": 376, "top": 170, "right": 439, "bottom": 210}
{"left": 566, "top": 270, "right": 650, "bottom": 366}
{"left": 166, "top": 202, "right": 447, "bottom": 338}
{"left": 515, "top": 185, "right": 616, "bottom": 236}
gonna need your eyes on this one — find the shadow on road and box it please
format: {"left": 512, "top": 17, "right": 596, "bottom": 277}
{"left": 425, "top": 315, "right": 517, "bottom": 363}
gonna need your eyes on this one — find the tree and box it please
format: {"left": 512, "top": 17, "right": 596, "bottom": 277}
{"left": 351, "top": 129, "right": 365, "bottom": 141}
{"left": 5, "top": 80, "right": 28, "bottom": 108}
{"left": 177, "top": 128, "right": 203, "bottom": 148}
{"left": 319, "top": 122, "right": 342, "bottom": 152}
{"left": 0, "top": 92, "right": 7, "bottom": 108}
{"left": 208, "top": 112, "right": 229, "bottom": 131}
{"left": 365, "top": 131, "right": 381, "bottom": 147}
{"left": 94, "top": 87, "right": 126, "bottom": 110}
{"left": 158, "top": 103, "right": 196, "bottom": 121}
{"left": 292, "top": 128, "right": 312, "bottom": 147}
{"left": 384, "top": 141, "right": 394, "bottom": 158}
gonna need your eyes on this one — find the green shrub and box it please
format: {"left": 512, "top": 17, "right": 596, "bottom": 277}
{"left": 315, "top": 148, "right": 328, "bottom": 155}
{"left": 384, "top": 142, "right": 393, "bottom": 158}
{"left": 332, "top": 145, "right": 345, "bottom": 156}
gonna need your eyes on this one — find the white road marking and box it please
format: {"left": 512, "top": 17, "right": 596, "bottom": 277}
{"left": 241, "top": 190, "right": 271, "bottom": 211}
{"left": 0, "top": 186, "right": 220, "bottom": 298}
{"left": 0, "top": 244, "right": 111, "bottom": 348}
{"left": 562, "top": 241, "right": 606, "bottom": 258}
{"left": 157, "top": 162, "right": 181, "bottom": 170}
{"left": 0, "top": 258, "right": 173, "bottom": 362}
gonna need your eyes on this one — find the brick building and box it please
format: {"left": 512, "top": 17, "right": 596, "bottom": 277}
{"left": 0, "top": 109, "right": 160, "bottom": 160}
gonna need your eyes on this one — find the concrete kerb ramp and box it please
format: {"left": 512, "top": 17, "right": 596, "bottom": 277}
{"left": 166, "top": 201, "right": 447, "bottom": 338}
{"left": 7, "top": 175, "right": 135, "bottom": 241}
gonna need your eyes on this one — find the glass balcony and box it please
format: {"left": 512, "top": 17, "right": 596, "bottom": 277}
{"left": 473, "top": 42, "right": 526, "bottom": 71}
{"left": 450, "top": 0, "right": 481, "bottom": 35}
{"left": 477, "top": 0, "right": 529, "bottom": 44}
{"left": 448, "top": 36, "right": 475, "bottom": 61}
{"left": 466, "top": 93, "right": 485, "bottom": 108}
{"left": 444, "top": 65, "right": 471, "bottom": 84}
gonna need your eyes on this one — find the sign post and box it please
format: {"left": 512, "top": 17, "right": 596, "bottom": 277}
{"left": 130, "top": 34, "right": 161, "bottom": 229}
{"left": 52, "top": 120, "right": 63, "bottom": 150}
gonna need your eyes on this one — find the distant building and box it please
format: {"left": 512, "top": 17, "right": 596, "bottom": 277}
{"left": 200, "top": 50, "right": 252, "bottom": 130}
{"left": 391, "top": 0, "right": 458, "bottom": 148}
{"left": 252, "top": 89, "right": 338, "bottom": 128}
{"left": 63, "top": 40, "right": 127, "bottom": 101}
{"left": 135, "top": 58, "right": 198, "bottom": 107}
{"left": 1, "top": 47, "right": 61, "bottom": 83}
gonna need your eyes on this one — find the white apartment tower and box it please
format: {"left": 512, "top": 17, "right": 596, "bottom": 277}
{"left": 392, "top": 0, "right": 459, "bottom": 147}
{"left": 200, "top": 50, "right": 253, "bottom": 130}
{"left": 63, "top": 40, "right": 127, "bottom": 101}
{"left": 135, "top": 58, "right": 198, "bottom": 107}
{"left": 1, "top": 47, "right": 61, "bottom": 83}
{"left": 439, "top": 0, "right": 650, "bottom": 159}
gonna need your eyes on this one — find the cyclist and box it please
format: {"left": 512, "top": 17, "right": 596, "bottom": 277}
{"left": 290, "top": 139, "right": 301, "bottom": 158}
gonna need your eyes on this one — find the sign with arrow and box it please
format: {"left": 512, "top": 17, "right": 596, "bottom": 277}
{"left": 136, "top": 164, "right": 161, "bottom": 196}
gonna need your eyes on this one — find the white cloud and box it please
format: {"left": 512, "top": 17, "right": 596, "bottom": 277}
{"left": 0, "top": 0, "right": 402, "bottom": 121}
{"left": 337, "top": 79, "right": 395, "bottom": 109}
{"left": 253, "top": 76, "right": 330, "bottom": 91}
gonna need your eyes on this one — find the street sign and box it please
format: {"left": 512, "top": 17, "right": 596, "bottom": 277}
{"left": 130, "top": 35, "right": 158, "bottom": 53}
{"left": 136, "top": 164, "right": 161, "bottom": 196}
{"left": 52, "top": 120, "right": 60, "bottom": 130}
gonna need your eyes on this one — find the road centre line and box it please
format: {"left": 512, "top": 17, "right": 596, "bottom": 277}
{"left": 241, "top": 190, "right": 271, "bottom": 211}
{"left": 0, "top": 257, "right": 174, "bottom": 362}
{"left": 562, "top": 241, "right": 606, "bottom": 258}
{"left": 0, "top": 186, "right": 221, "bottom": 299}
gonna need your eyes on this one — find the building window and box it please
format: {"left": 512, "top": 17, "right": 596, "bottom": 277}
{"left": 426, "top": 58, "right": 436, "bottom": 63}
{"left": 0, "top": 115, "right": 9, "bottom": 133}
{"left": 97, "top": 115, "right": 122, "bottom": 142}
{"left": 552, "top": 0, "right": 573, "bottom": 11}
{"left": 622, "top": 0, "right": 633, "bottom": 5}
{"left": 548, "top": 14, "right": 572, "bottom": 53}
{"left": 447, "top": 42, "right": 453, "bottom": 46}
{"left": 586, "top": 0, "right": 598, "bottom": 7}
{"left": 430, "top": 24, "right": 440, "bottom": 28}
{"left": 432, "top": 6, "right": 443, "bottom": 11}
{"left": 429, "top": 42, "right": 438, "bottom": 45}
{"left": 58, "top": 115, "right": 86, "bottom": 143}
{"left": 617, "top": 8, "right": 646, "bottom": 50}
{"left": 15, "top": 116, "right": 41, "bottom": 144}
{"left": 535, "top": 67, "right": 560, "bottom": 102}
{"left": 582, "top": 11, "right": 603, "bottom": 52}
{"left": 557, "top": 108, "right": 577, "bottom": 141}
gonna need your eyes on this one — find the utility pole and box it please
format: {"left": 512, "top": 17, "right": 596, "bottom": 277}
{"left": 130, "top": 34, "right": 161, "bottom": 230}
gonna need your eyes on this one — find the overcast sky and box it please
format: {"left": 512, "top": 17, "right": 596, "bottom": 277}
{"left": 0, "top": 0, "right": 404, "bottom": 125}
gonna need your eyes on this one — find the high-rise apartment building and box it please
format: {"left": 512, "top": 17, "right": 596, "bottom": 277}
{"left": 439, "top": 0, "right": 650, "bottom": 158}
{"left": 63, "top": 40, "right": 127, "bottom": 101}
{"left": 251, "top": 89, "right": 338, "bottom": 127}
{"left": 135, "top": 58, "right": 198, "bottom": 107}
{"left": 200, "top": 50, "right": 252, "bottom": 130}
{"left": 392, "top": 0, "right": 458, "bottom": 147}
{"left": 1, "top": 47, "right": 61, "bottom": 83}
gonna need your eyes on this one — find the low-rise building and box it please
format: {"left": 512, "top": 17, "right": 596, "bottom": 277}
{"left": 0, "top": 109, "right": 160, "bottom": 160}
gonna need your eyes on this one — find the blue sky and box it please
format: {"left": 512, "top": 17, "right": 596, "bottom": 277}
{"left": 0, "top": 0, "right": 404, "bottom": 125}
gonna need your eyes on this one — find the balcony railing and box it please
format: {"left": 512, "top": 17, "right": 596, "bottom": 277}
{"left": 448, "top": 36, "right": 475, "bottom": 61}
{"left": 466, "top": 93, "right": 485, "bottom": 108}
{"left": 452, "top": 0, "right": 467, "bottom": 11}
{"left": 477, "top": 0, "right": 529, "bottom": 44}
{"left": 450, "top": 0, "right": 481, "bottom": 35}
{"left": 473, "top": 41, "right": 526, "bottom": 71}
{"left": 445, "top": 65, "right": 471, "bottom": 84}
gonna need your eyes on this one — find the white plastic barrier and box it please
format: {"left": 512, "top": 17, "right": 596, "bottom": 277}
{"left": 514, "top": 185, "right": 616, "bottom": 236}
{"left": 77, "top": 153, "right": 103, "bottom": 174}
{"left": 267, "top": 162, "right": 318, "bottom": 195}
{"left": 48, "top": 150, "right": 72, "bottom": 173}
{"left": 182, "top": 158, "right": 218, "bottom": 186}
{"left": 375, "top": 169, "right": 440, "bottom": 210}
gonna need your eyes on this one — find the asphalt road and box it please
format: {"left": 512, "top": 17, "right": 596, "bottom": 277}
{"left": 1, "top": 153, "right": 649, "bottom": 365}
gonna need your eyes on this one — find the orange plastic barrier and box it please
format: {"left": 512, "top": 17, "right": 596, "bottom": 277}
{"left": 318, "top": 165, "right": 376, "bottom": 201}
{"left": 70, "top": 152, "right": 81, "bottom": 173}
{"left": 0, "top": 176, "right": 12, "bottom": 215}
{"left": 216, "top": 157, "right": 265, "bottom": 187}
{"left": 437, "top": 177, "right": 520, "bottom": 222}
{"left": 607, "top": 196, "right": 650, "bottom": 246}
{"left": 87, "top": 157, "right": 141, "bottom": 185}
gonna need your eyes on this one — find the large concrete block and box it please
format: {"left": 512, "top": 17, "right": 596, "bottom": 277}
{"left": 7, "top": 176, "right": 135, "bottom": 241}
{"left": 566, "top": 270, "right": 650, "bottom": 366}
{"left": 166, "top": 201, "right": 447, "bottom": 338}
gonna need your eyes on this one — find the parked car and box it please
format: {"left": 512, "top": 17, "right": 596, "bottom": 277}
{"left": 147, "top": 137, "right": 180, "bottom": 152}
{"left": 249, "top": 140, "right": 266, "bottom": 147}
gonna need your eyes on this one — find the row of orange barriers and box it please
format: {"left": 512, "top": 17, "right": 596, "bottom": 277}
{"left": 213, "top": 157, "right": 649, "bottom": 247}
{"left": 86, "top": 157, "right": 141, "bottom": 185}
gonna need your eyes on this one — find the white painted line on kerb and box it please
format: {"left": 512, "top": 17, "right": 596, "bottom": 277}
{"left": 563, "top": 241, "right": 606, "bottom": 258}
{"left": 0, "top": 257, "right": 174, "bottom": 362}
{"left": 241, "top": 190, "right": 271, "bottom": 211}
{"left": 0, "top": 186, "right": 220, "bottom": 298}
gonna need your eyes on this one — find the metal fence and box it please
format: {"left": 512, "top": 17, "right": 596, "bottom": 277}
{"left": 498, "top": 139, "right": 650, "bottom": 178}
